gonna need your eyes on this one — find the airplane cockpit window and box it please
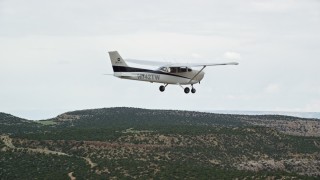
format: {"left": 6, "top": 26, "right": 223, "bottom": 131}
{"left": 161, "top": 67, "right": 192, "bottom": 73}
{"left": 159, "top": 67, "right": 168, "bottom": 72}
{"left": 180, "top": 67, "right": 187, "bottom": 72}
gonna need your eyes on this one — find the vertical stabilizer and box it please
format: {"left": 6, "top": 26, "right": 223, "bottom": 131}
{"left": 108, "top": 51, "right": 128, "bottom": 67}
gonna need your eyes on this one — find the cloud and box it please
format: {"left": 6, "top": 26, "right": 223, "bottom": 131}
{"left": 264, "top": 84, "right": 281, "bottom": 94}
{"left": 223, "top": 51, "right": 241, "bottom": 60}
{"left": 303, "top": 100, "right": 320, "bottom": 112}
{"left": 250, "top": 0, "right": 298, "bottom": 13}
{"left": 191, "top": 53, "right": 202, "bottom": 58}
{"left": 250, "top": 0, "right": 320, "bottom": 13}
{"left": 1, "top": 0, "right": 320, "bottom": 119}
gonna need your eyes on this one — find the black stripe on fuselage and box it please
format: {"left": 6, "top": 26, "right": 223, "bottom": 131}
{"left": 112, "top": 66, "right": 190, "bottom": 79}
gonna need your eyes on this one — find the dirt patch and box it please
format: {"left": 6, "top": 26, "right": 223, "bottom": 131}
{"left": 68, "top": 172, "right": 76, "bottom": 180}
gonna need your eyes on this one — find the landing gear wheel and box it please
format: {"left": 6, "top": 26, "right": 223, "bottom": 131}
{"left": 184, "top": 87, "right": 190, "bottom": 94}
{"left": 191, "top": 88, "right": 196, "bottom": 93}
{"left": 159, "top": 85, "right": 165, "bottom": 92}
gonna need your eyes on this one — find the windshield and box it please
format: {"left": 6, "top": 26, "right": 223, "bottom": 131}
{"left": 158, "top": 67, "right": 168, "bottom": 72}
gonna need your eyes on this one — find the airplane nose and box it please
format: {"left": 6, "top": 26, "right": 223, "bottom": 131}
{"left": 197, "top": 71, "right": 204, "bottom": 81}
{"left": 198, "top": 71, "right": 205, "bottom": 81}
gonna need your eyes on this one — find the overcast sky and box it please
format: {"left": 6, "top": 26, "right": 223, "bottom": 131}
{"left": 1, "top": 0, "right": 320, "bottom": 119}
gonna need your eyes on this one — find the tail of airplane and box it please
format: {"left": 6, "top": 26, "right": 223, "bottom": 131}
{"left": 108, "top": 51, "right": 128, "bottom": 68}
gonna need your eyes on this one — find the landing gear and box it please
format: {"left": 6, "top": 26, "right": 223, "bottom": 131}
{"left": 184, "top": 87, "right": 190, "bottom": 94}
{"left": 159, "top": 85, "right": 165, "bottom": 92}
{"left": 191, "top": 84, "right": 196, "bottom": 93}
{"left": 179, "top": 84, "right": 197, "bottom": 94}
{"left": 159, "top": 84, "right": 168, "bottom": 92}
{"left": 160, "top": 84, "right": 197, "bottom": 94}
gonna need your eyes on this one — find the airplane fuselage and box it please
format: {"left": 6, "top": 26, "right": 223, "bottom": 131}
{"left": 112, "top": 66, "right": 204, "bottom": 85}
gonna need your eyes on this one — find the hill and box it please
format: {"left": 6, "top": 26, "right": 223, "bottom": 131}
{"left": 208, "top": 110, "right": 320, "bottom": 119}
{"left": 1, "top": 107, "right": 320, "bottom": 179}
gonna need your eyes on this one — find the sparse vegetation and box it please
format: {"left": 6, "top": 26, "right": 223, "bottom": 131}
{"left": 1, "top": 108, "right": 319, "bottom": 179}
{"left": 37, "top": 120, "right": 57, "bottom": 125}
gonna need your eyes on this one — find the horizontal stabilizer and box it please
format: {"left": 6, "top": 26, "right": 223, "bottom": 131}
{"left": 114, "top": 72, "right": 140, "bottom": 77}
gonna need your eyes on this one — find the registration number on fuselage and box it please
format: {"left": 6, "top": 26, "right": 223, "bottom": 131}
{"left": 137, "top": 74, "right": 160, "bottom": 81}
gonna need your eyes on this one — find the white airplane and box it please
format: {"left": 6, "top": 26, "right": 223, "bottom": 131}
{"left": 108, "top": 51, "right": 239, "bottom": 94}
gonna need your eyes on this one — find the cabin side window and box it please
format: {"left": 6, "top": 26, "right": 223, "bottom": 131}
{"left": 170, "top": 68, "right": 177, "bottom": 73}
{"left": 161, "top": 67, "right": 191, "bottom": 73}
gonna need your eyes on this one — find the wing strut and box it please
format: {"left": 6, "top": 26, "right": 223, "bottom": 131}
{"left": 188, "top": 65, "right": 206, "bottom": 84}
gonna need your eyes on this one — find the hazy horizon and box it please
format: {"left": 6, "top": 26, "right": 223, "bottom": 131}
{"left": 2, "top": 107, "right": 319, "bottom": 121}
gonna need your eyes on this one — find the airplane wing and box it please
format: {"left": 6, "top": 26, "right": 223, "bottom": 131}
{"left": 164, "top": 62, "right": 239, "bottom": 67}
{"left": 125, "top": 59, "right": 239, "bottom": 67}
{"left": 125, "top": 59, "right": 171, "bottom": 66}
